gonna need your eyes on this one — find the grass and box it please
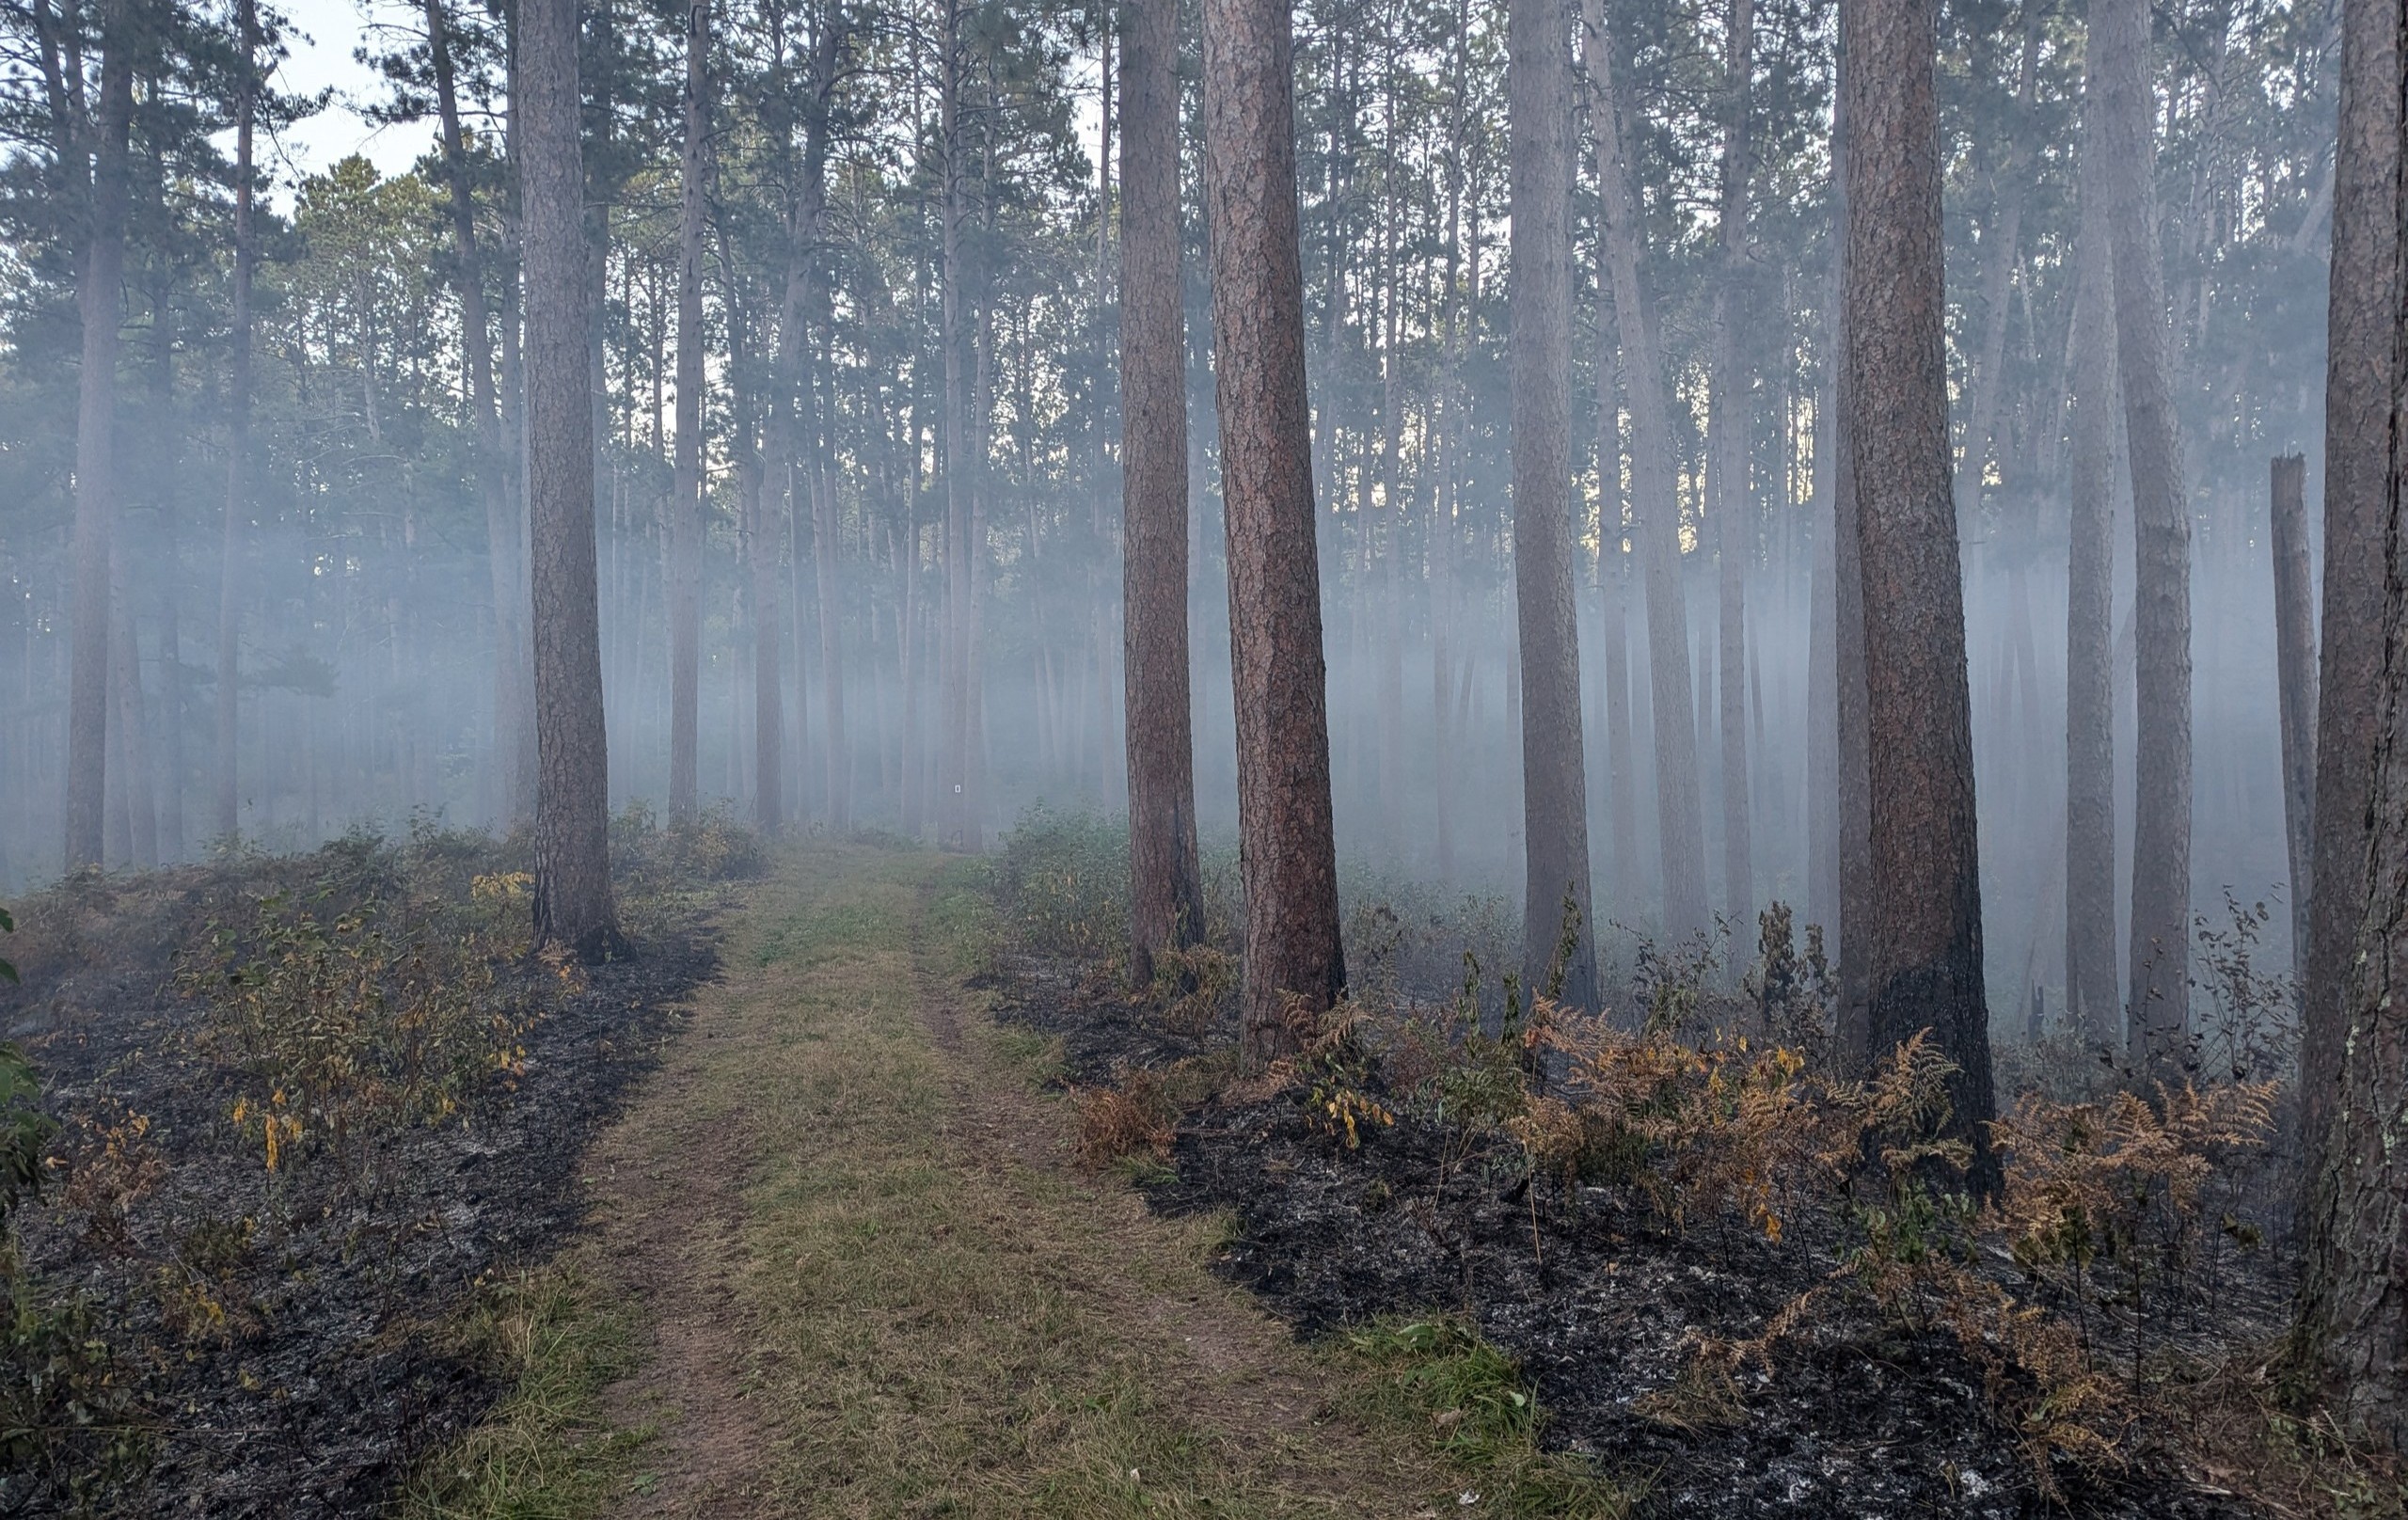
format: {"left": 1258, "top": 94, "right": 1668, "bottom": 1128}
{"left": 414, "top": 843, "right": 1625, "bottom": 1517}
{"left": 398, "top": 1268, "right": 649, "bottom": 1519}
{"left": 1341, "top": 1319, "right": 1636, "bottom": 1519}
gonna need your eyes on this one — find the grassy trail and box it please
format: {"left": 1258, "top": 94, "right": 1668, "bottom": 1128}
{"left": 410, "top": 845, "right": 1458, "bottom": 1519}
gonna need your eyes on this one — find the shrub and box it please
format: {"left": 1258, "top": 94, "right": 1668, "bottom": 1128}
{"left": 1073, "top": 1069, "right": 1175, "bottom": 1170}
{"left": 179, "top": 893, "right": 531, "bottom": 1180}
{"left": 992, "top": 806, "right": 1130, "bottom": 964}
{"left": 610, "top": 800, "right": 767, "bottom": 894}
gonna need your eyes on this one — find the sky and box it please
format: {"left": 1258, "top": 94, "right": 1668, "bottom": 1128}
{"left": 258, "top": 0, "right": 435, "bottom": 200}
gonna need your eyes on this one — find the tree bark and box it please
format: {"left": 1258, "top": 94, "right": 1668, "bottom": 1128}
{"left": 2295, "top": 96, "right": 2408, "bottom": 1427}
{"left": 1120, "top": 0, "right": 1204, "bottom": 990}
{"left": 1712, "top": 0, "right": 1754, "bottom": 938}
{"left": 2300, "top": 0, "right": 2397, "bottom": 1159}
{"left": 2093, "top": 0, "right": 2194, "bottom": 1074}
{"left": 1580, "top": 0, "right": 1708, "bottom": 943}
{"left": 66, "top": 0, "right": 133, "bottom": 872}
{"left": 669, "top": 0, "right": 709, "bottom": 820}
{"left": 215, "top": 0, "right": 256, "bottom": 846}
{"left": 523, "top": 0, "right": 620, "bottom": 958}
{"left": 1202, "top": 0, "right": 1345, "bottom": 1065}
{"left": 2065, "top": 113, "right": 2119, "bottom": 1043}
{"left": 2270, "top": 454, "right": 2317, "bottom": 993}
{"left": 1842, "top": 0, "right": 1997, "bottom": 1188}
{"left": 1512, "top": 0, "right": 1598, "bottom": 1005}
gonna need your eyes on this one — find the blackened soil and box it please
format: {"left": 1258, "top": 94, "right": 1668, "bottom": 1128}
{"left": 0, "top": 859, "right": 721, "bottom": 1519}
{"left": 988, "top": 952, "right": 2272, "bottom": 1520}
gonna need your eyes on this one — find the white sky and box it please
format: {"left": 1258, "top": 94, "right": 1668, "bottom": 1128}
{"left": 258, "top": 0, "right": 435, "bottom": 199}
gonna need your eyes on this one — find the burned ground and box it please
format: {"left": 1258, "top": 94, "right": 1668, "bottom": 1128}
{"left": 987, "top": 946, "right": 2287, "bottom": 1520}
{"left": 0, "top": 833, "right": 722, "bottom": 1518}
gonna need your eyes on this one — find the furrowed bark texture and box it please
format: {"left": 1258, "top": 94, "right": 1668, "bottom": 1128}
{"left": 2296, "top": 137, "right": 2408, "bottom": 1435}
{"left": 523, "top": 0, "right": 620, "bottom": 959}
{"left": 1511, "top": 0, "right": 1598, "bottom": 1005}
{"left": 1202, "top": 0, "right": 1345, "bottom": 1064}
{"left": 2093, "top": 0, "right": 2194, "bottom": 1072}
{"left": 2294, "top": 0, "right": 2404, "bottom": 1434}
{"left": 2301, "top": 0, "right": 2398, "bottom": 1157}
{"left": 2065, "top": 87, "right": 2119, "bottom": 1043}
{"left": 1842, "top": 0, "right": 1998, "bottom": 1185}
{"left": 2269, "top": 454, "right": 2317, "bottom": 981}
{"left": 1119, "top": 0, "right": 1204, "bottom": 990}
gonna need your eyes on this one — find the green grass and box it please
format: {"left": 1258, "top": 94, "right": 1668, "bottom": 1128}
{"left": 399, "top": 1268, "right": 650, "bottom": 1520}
{"left": 1340, "top": 1319, "right": 1637, "bottom": 1519}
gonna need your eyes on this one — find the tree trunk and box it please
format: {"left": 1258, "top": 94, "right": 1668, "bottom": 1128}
{"left": 1581, "top": 0, "right": 1708, "bottom": 943}
{"left": 1712, "top": 0, "right": 1754, "bottom": 937}
{"left": 1957, "top": 5, "right": 2039, "bottom": 514}
{"left": 1805, "top": 91, "right": 1843, "bottom": 947}
{"left": 2270, "top": 454, "right": 2316, "bottom": 998}
{"left": 1512, "top": 0, "right": 1597, "bottom": 1005}
{"left": 1842, "top": 0, "right": 1997, "bottom": 1189}
{"left": 2300, "top": 0, "right": 2396, "bottom": 1162}
{"left": 1119, "top": 0, "right": 1204, "bottom": 990}
{"left": 109, "top": 533, "right": 155, "bottom": 867}
{"left": 215, "top": 0, "right": 256, "bottom": 846}
{"left": 2065, "top": 90, "right": 2118, "bottom": 1043}
{"left": 66, "top": 0, "right": 133, "bottom": 871}
{"left": 1202, "top": 0, "right": 1345, "bottom": 1065}
{"left": 2295, "top": 97, "right": 2408, "bottom": 1426}
{"left": 1596, "top": 273, "right": 1638, "bottom": 920}
{"left": 428, "top": 0, "right": 532, "bottom": 831}
{"left": 2093, "top": 0, "right": 2193, "bottom": 1074}
{"left": 669, "top": 0, "right": 710, "bottom": 820}
{"left": 523, "top": 0, "right": 619, "bottom": 958}
{"left": 941, "top": 0, "right": 974, "bottom": 848}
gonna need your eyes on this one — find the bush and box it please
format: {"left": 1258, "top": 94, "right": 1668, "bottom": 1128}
{"left": 178, "top": 891, "right": 531, "bottom": 1180}
{"left": 992, "top": 806, "right": 1130, "bottom": 963}
{"left": 610, "top": 800, "right": 767, "bottom": 894}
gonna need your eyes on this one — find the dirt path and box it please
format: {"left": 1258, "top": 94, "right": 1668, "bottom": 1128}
{"left": 523, "top": 846, "right": 1455, "bottom": 1519}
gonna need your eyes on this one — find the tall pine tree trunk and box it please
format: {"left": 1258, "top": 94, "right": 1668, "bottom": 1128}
{"left": 66, "top": 0, "right": 133, "bottom": 871}
{"left": 2299, "top": 0, "right": 2396, "bottom": 1160}
{"left": 1582, "top": 0, "right": 1707, "bottom": 942}
{"left": 1202, "top": 0, "right": 1345, "bottom": 1065}
{"left": 1842, "top": 0, "right": 1997, "bottom": 1187}
{"left": 2093, "top": 0, "right": 2193, "bottom": 1074}
{"left": 428, "top": 0, "right": 532, "bottom": 830}
{"left": 215, "top": 0, "right": 256, "bottom": 845}
{"left": 1512, "top": 0, "right": 1597, "bottom": 1005}
{"left": 1119, "top": 0, "right": 1204, "bottom": 990}
{"left": 669, "top": 0, "right": 710, "bottom": 820}
{"left": 523, "top": 0, "right": 619, "bottom": 958}
{"left": 2269, "top": 454, "right": 2316, "bottom": 975}
{"left": 2065, "top": 86, "right": 2119, "bottom": 1042}
{"left": 1711, "top": 0, "right": 1754, "bottom": 935}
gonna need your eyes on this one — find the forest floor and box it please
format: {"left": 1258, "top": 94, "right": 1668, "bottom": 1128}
{"left": 23, "top": 835, "right": 2378, "bottom": 1516}
{"left": 412, "top": 844, "right": 1516, "bottom": 1518}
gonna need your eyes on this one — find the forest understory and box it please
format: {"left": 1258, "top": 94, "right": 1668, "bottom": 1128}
{"left": 0, "top": 829, "right": 2392, "bottom": 1517}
